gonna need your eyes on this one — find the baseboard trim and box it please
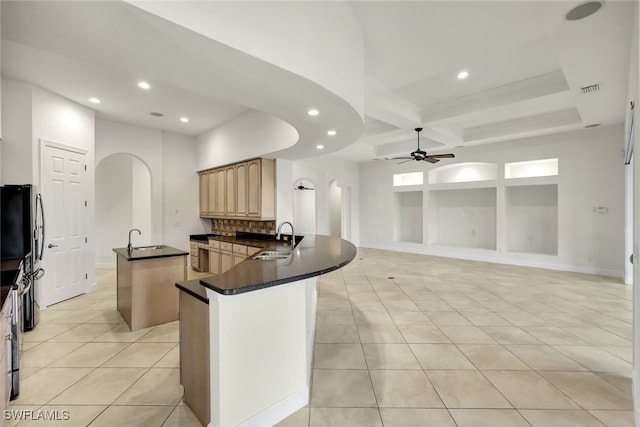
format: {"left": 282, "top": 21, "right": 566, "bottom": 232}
{"left": 226, "top": 387, "right": 308, "bottom": 427}
{"left": 360, "top": 243, "right": 624, "bottom": 279}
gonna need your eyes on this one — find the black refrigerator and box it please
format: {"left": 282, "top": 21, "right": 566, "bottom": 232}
{"left": 0, "top": 184, "right": 44, "bottom": 331}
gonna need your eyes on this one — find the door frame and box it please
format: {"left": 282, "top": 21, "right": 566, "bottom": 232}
{"left": 39, "top": 138, "right": 88, "bottom": 308}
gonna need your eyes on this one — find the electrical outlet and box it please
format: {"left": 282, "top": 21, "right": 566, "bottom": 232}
{"left": 587, "top": 255, "right": 593, "bottom": 263}
{"left": 172, "top": 221, "right": 180, "bottom": 227}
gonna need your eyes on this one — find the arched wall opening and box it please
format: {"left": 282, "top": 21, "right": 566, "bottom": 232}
{"left": 95, "top": 153, "right": 152, "bottom": 267}
{"left": 293, "top": 178, "right": 317, "bottom": 234}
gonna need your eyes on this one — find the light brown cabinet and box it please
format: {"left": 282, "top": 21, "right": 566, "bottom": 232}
{"left": 225, "top": 166, "right": 236, "bottom": 217}
{"left": 220, "top": 250, "right": 232, "bottom": 273}
{"left": 190, "top": 242, "right": 210, "bottom": 272}
{"left": 199, "top": 174, "right": 208, "bottom": 217}
{"left": 179, "top": 290, "right": 210, "bottom": 426}
{"left": 215, "top": 169, "right": 225, "bottom": 216}
{"left": 236, "top": 162, "right": 248, "bottom": 216}
{"left": 206, "top": 241, "right": 263, "bottom": 275}
{"left": 198, "top": 158, "right": 275, "bottom": 220}
{"left": 207, "top": 171, "right": 217, "bottom": 215}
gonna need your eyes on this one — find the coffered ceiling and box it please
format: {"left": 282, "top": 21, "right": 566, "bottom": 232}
{"left": 1, "top": 1, "right": 635, "bottom": 161}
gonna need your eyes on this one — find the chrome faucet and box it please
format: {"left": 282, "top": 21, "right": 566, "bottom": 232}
{"left": 127, "top": 229, "right": 141, "bottom": 252}
{"left": 276, "top": 221, "right": 296, "bottom": 248}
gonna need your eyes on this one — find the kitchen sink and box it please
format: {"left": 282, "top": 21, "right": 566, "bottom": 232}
{"left": 132, "top": 245, "right": 167, "bottom": 251}
{"left": 252, "top": 250, "right": 292, "bottom": 260}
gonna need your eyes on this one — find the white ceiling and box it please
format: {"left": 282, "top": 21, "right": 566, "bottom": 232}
{"left": 1, "top": 1, "right": 635, "bottom": 161}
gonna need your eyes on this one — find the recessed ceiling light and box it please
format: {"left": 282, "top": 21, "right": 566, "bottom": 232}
{"left": 138, "top": 81, "right": 151, "bottom": 90}
{"left": 89, "top": 97, "right": 101, "bottom": 104}
{"left": 327, "top": 130, "right": 337, "bottom": 136}
{"left": 150, "top": 112, "right": 164, "bottom": 117}
{"left": 565, "top": 1, "right": 602, "bottom": 21}
{"left": 308, "top": 109, "right": 319, "bottom": 116}
{"left": 180, "top": 117, "right": 189, "bottom": 123}
{"left": 457, "top": 70, "right": 469, "bottom": 80}
{"left": 316, "top": 144, "right": 324, "bottom": 150}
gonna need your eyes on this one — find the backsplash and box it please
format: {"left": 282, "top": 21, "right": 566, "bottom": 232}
{"left": 211, "top": 219, "right": 276, "bottom": 236}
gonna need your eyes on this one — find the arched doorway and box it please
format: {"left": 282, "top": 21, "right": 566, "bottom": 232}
{"left": 95, "top": 153, "right": 152, "bottom": 267}
{"left": 293, "top": 178, "right": 317, "bottom": 234}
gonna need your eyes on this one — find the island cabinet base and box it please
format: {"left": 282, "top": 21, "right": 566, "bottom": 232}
{"left": 116, "top": 254, "right": 186, "bottom": 331}
{"left": 179, "top": 290, "right": 210, "bottom": 427}
{"left": 203, "top": 277, "right": 318, "bottom": 427}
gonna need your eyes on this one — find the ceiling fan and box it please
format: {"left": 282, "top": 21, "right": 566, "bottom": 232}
{"left": 385, "top": 128, "right": 455, "bottom": 164}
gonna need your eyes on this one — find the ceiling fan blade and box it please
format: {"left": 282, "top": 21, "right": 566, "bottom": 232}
{"left": 388, "top": 157, "right": 413, "bottom": 160}
{"left": 397, "top": 159, "right": 412, "bottom": 164}
{"left": 426, "top": 153, "right": 455, "bottom": 159}
{"left": 423, "top": 157, "right": 440, "bottom": 163}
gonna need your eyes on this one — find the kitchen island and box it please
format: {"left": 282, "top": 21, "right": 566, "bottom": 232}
{"left": 176, "top": 234, "right": 356, "bottom": 427}
{"left": 113, "top": 245, "right": 188, "bottom": 331}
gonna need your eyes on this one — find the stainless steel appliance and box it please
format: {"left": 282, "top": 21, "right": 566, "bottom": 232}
{"left": 0, "top": 184, "right": 45, "bottom": 332}
{"left": 0, "top": 260, "right": 23, "bottom": 400}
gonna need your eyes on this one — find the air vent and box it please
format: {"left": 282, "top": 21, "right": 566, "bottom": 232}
{"left": 581, "top": 84, "right": 600, "bottom": 94}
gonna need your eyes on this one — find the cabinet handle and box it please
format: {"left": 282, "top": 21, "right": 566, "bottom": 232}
{"left": 48, "top": 243, "right": 58, "bottom": 248}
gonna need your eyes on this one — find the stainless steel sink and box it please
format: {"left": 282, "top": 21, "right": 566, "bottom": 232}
{"left": 252, "top": 250, "right": 292, "bottom": 260}
{"left": 132, "top": 245, "right": 166, "bottom": 251}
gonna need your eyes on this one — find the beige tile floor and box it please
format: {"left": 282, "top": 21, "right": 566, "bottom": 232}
{"left": 9, "top": 248, "right": 635, "bottom": 426}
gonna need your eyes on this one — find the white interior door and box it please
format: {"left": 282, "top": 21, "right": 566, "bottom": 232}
{"left": 40, "top": 141, "right": 87, "bottom": 307}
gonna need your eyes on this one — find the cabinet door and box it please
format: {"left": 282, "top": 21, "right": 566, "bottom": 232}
{"left": 247, "top": 159, "right": 261, "bottom": 217}
{"left": 208, "top": 250, "right": 220, "bottom": 275}
{"left": 236, "top": 162, "right": 248, "bottom": 216}
{"left": 233, "top": 253, "right": 245, "bottom": 266}
{"left": 207, "top": 171, "right": 217, "bottom": 215}
{"left": 215, "top": 169, "right": 226, "bottom": 216}
{"left": 190, "top": 255, "right": 199, "bottom": 271}
{"left": 220, "top": 251, "right": 232, "bottom": 273}
{"left": 199, "top": 173, "right": 208, "bottom": 217}
{"left": 225, "top": 166, "right": 236, "bottom": 216}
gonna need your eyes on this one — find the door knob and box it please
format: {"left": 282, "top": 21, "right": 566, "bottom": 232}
{"left": 47, "top": 243, "right": 58, "bottom": 248}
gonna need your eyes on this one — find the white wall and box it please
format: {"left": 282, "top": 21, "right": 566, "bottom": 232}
{"left": 96, "top": 119, "right": 163, "bottom": 244}
{"left": 31, "top": 86, "right": 97, "bottom": 289}
{"left": 293, "top": 179, "right": 316, "bottom": 234}
{"left": 429, "top": 188, "right": 497, "bottom": 250}
{"left": 1, "top": 80, "right": 97, "bottom": 290}
{"left": 276, "top": 158, "right": 294, "bottom": 226}
{"left": 131, "top": 157, "right": 152, "bottom": 244}
{"left": 162, "top": 131, "right": 206, "bottom": 251}
{"left": 360, "top": 125, "right": 625, "bottom": 277}
{"left": 627, "top": 1, "right": 640, "bottom": 420}
{"left": 394, "top": 191, "right": 423, "bottom": 243}
{"left": 96, "top": 155, "right": 134, "bottom": 267}
{"left": 95, "top": 119, "right": 206, "bottom": 262}
{"left": 197, "top": 110, "right": 298, "bottom": 171}
{"left": 1, "top": 79, "right": 32, "bottom": 185}
{"left": 506, "top": 184, "right": 558, "bottom": 254}
{"left": 291, "top": 157, "right": 360, "bottom": 245}
{"left": 328, "top": 180, "right": 341, "bottom": 237}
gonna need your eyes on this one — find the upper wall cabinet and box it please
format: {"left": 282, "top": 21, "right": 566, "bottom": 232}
{"left": 198, "top": 158, "right": 275, "bottom": 220}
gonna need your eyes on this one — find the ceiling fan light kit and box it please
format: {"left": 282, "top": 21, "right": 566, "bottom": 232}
{"left": 386, "top": 128, "right": 456, "bottom": 164}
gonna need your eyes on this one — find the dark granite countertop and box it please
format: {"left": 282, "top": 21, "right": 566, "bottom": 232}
{"left": 113, "top": 245, "right": 188, "bottom": 261}
{"left": 177, "top": 234, "right": 356, "bottom": 296}
{"left": 189, "top": 233, "right": 221, "bottom": 243}
{"left": 176, "top": 279, "right": 209, "bottom": 304}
